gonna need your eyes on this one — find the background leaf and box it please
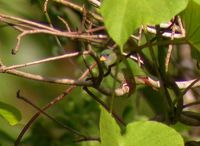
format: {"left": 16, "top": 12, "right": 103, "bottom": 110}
{"left": 0, "top": 101, "right": 21, "bottom": 126}
{"left": 100, "top": 0, "right": 188, "bottom": 49}
{"left": 181, "top": 0, "right": 200, "bottom": 55}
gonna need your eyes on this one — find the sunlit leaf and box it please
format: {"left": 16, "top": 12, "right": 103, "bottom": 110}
{"left": 193, "top": 0, "right": 200, "bottom": 5}
{"left": 101, "top": 0, "right": 188, "bottom": 49}
{"left": 100, "top": 107, "right": 121, "bottom": 146}
{"left": 100, "top": 107, "right": 184, "bottom": 146}
{"left": 123, "top": 121, "right": 184, "bottom": 146}
{"left": 0, "top": 101, "right": 21, "bottom": 126}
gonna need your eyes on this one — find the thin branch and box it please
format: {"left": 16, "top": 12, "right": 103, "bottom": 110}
{"left": 83, "top": 55, "right": 95, "bottom": 80}
{"left": 3, "top": 51, "right": 90, "bottom": 71}
{"left": 0, "top": 13, "right": 57, "bottom": 32}
{"left": 182, "top": 77, "right": 200, "bottom": 96}
{"left": 88, "top": 0, "right": 101, "bottom": 7}
{"left": 85, "top": 26, "right": 105, "bottom": 33}
{"left": 136, "top": 76, "right": 200, "bottom": 90}
{"left": 146, "top": 26, "right": 184, "bottom": 38}
{"left": 183, "top": 100, "right": 200, "bottom": 108}
{"left": 177, "top": 16, "right": 185, "bottom": 37}
{"left": 0, "top": 13, "right": 107, "bottom": 54}
{"left": 53, "top": 0, "right": 103, "bottom": 22}
{"left": 75, "top": 137, "right": 100, "bottom": 142}
{"left": 43, "top": 0, "right": 49, "bottom": 12}
{"left": 57, "top": 16, "right": 71, "bottom": 32}
{"left": 15, "top": 63, "right": 97, "bottom": 146}
{"left": 3, "top": 69, "right": 93, "bottom": 86}
{"left": 1, "top": 65, "right": 200, "bottom": 91}
{"left": 165, "top": 22, "right": 176, "bottom": 72}
{"left": 83, "top": 87, "right": 126, "bottom": 126}
{"left": 11, "top": 28, "right": 106, "bottom": 54}
{"left": 123, "top": 52, "right": 144, "bottom": 65}
{"left": 136, "top": 27, "right": 143, "bottom": 67}
{"left": 16, "top": 90, "right": 86, "bottom": 138}
{"left": 180, "top": 113, "right": 200, "bottom": 126}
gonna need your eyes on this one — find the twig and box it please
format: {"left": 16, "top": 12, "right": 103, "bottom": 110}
{"left": 53, "top": 0, "right": 103, "bottom": 22}
{"left": 123, "top": 52, "right": 144, "bottom": 65}
{"left": 1, "top": 65, "right": 200, "bottom": 91}
{"left": 16, "top": 90, "right": 86, "bottom": 138}
{"left": 136, "top": 27, "right": 143, "bottom": 67}
{"left": 97, "top": 85, "right": 131, "bottom": 96}
{"left": 57, "top": 16, "right": 71, "bottom": 32}
{"left": 146, "top": 26, "right": 184, "bottom": 38}
{"left": 4, "top": 69, "right": 93, "bottom": 86}
{"left": 83, "top": 55, "right": 95, "bottom": 80}
{"left": 75, "top": 137, "right": 100, "bottom": 142}
{"left": 88, "top": 0, "right": 101, "bottom": 7}
{"left": 165, "top": 21, "right": 176, "bottom": 72}
{"left": 85, "top": 26, "right": 105, "bottom": 33}
{"left": 180, "top": 113, "right": 200, "bottom": 126}
{"left": 11, "top": 28, "right": 106, "bottom": 54}
{"left": 182, "top": 77, "right": 200, "bottom": 96}
{"left": 83, "top": 87, "right": 126, "bottom": 126}
{"left": 0, "top": 13, "right": 57, "bottom": 31}
{"left": 2, "top": 51, "right": 90, "bottom": 71}
{"left": 43, "top": 0, "right": 49, "bottom": 12}
{"left": 177, "top": 16, "right": 185, "bottom": 37}
{"left": 15, "top": 63, "right": 97, "bottom": 146}
{"left": 0, "top": 13, "right": 107, "bottom": 54}
{"left": 183, "top": 100, "right": 200, "bottom": 108}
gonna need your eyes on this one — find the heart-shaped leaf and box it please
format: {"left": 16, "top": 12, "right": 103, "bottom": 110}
{"left": 100, "top": 107, "right": 184, "bottom": 146}
{"left": 123, "top": 121, "right": 184, "bottom": 146}
{"left": 100, "top": 0, "right": 188, "bottom": 49}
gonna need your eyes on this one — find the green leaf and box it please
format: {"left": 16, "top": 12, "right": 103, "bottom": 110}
{"left": 100, "top": 0, "right": 188, "bottom": 49}
{"left": 123, "top": 121, "right": 184, "bottom": 146}
{"left": 81, "top": 141, "right": 101, "bottom": 146}
{"left": 181, "top": 0, "right": 200, "bottom": 54}
{"left": 0, "top": 101, "right": 21, "bottom": 126}
{"left": 100, "top": 107, "right": 121, "bottom": 146}
{"left": 193, "top": 0, "right": 200, "bottom": 5}
{"left": 100, "top": 107, "right": 184, "bottom": 146}
{"left": 139, "top": 87, "right": 166, "bottom": 115}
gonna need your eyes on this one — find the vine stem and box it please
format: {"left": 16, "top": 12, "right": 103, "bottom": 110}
{"left": 83, "top": 87, "right": 126, "bottom": 126}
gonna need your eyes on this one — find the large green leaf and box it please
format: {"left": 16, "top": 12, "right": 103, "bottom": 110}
{"left": 123, "top": 121, "right": 184, "bottom": 146}
{"left": 193, "top": 0, "right": 200, "bottom": 5}
{"left": 0, "top": 101, "right": 21, "bottom": 126}
{"left": 181, "top": 0, "right": 200, "bottom": 55}
{"left": 100, "top": 0, "right": 188, "bottom": 49}
{"left": 100, "top": 107, "right": 184, "bottom": 146}
{"left": 100, "top": 107, "right": 121, "bottom": 146}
